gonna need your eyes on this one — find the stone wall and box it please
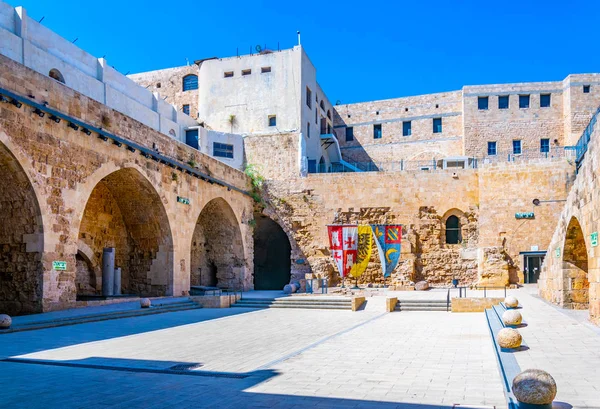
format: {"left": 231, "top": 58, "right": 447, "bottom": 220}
{"left": 0, "top": 54, "right": 255, "bottom": 315}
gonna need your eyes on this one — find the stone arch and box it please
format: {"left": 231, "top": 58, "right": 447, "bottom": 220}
{"left": 0, "top": 141, "right": 44, "bottom": 315}
{"left": 190, "top": 197, "right": 245, "bottom": 290}
{"left": 253, "top": 215, "right": 291, "bottom": 290}
{"left": 77, "top": 167, "right": 174, "bottom": 297}
{"left": 562, "top": 216, "right": 589, "bottom": 309}
{"left": 49, "top": 68, "right": 65, "bottom": 84}
{"left": 441, "top": 208, "right": 467, "bottom": 245}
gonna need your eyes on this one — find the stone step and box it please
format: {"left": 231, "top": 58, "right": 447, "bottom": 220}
{"left": 235, "top": 299, "right": 351, "bottom": 305}
{"left": 231, "top": 303, "right": 351, "bottom": 310}
{"left": 397, "top": 299, "right": 448, "bottom": 304}
{"left": 1, "top": 301, "right": 202, "bottom": 334}
{"left": 395, "top": 306, "right": 450, "bottom": 311}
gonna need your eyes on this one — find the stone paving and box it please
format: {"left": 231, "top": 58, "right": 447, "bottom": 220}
{"left": 0, "top": 304, "right": 505, "bottom": 408}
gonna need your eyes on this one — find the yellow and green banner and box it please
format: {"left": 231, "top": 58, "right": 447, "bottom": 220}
{"left": 349, "top": 225, "right": 373, "bottom": 278}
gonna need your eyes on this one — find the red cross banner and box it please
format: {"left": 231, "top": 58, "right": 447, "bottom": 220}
{"left": 342, "top": 225, "right": 358, "bottom": 277}
{"left": 327, "top": 225, "right": 344, "bottom": 277}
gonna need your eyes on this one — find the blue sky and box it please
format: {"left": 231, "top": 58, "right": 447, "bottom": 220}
{"left": 6, "top": 0, "right": 600, "bottom": 104}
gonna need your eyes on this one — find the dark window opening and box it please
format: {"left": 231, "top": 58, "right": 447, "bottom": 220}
{"left": 49, "top": 69, "right": 65, "bottom": 84}
{"left": 306, "top": 87, "right": 312, "bottom": 109}
{"left": 261, "top": 66, "right": 271, "bottom": 73}
{"left": 445, "top": 215, "right": 461, "bottom": 244}
{"left": 345, "top": 127, "right": 354, "bottom": 142}
{"left": 519, "top": 95, "right": 530, "bottom": 109}
{"left": 242, "top": 69, "right": 251, "bottom": 76}
{"left": 185, "top": 129, "right": 199, "bottom": 150}
{"left": 488, "top": 141, "right": 497, "bottom": 156}
{"left": 478, "top": 96, "right": 489, "bottom": 110}
{"left": 182, "top": 105, "right": 190, "bottom": 115}
{"left": 433, "top": 118, "right": 442, "bottom": 133}
{"left": 224, "top": 71, "right": 234, "bottom": 78}
{"left": 213, "top": 142, "right": 234, "bottom": 159}
{"left": 498, "top": 95, "right": 509, "bottom": 109}
{"left": 540, "top": 94, "right": 551, "bottom": 108}
{"left": 182, "top": 74, "right": 198, "bottom": 91}
{"left": 513, "top": 140, "right": 522, "bottom": 155}
{"left": 583, "top": 85, "right": 591, "bottom": 93}
{"left": 540, "top": 138, "right": 550, "bottom": 153}
{"left": 373, "top": 124, "right": 382, "bottom": 139}
{"left": 403, "top": 121, "right": 411, "bottom": 136}
{"left": 268, "top": 115, "right": 277, "bottom": 127}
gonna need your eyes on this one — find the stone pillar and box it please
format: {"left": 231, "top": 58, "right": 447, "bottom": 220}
{"left": 113, "top": 267, "right": 122, "bottom": 295}
{"left": 102, "top": 248, "right": 115, "bottom": 297}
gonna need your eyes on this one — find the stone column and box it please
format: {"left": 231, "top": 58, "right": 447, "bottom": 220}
{"left": 102, "top": 248, "right": 115, "bottom": 297}
{"left": 113, "top": 267, "right": 122, "bottom": 295}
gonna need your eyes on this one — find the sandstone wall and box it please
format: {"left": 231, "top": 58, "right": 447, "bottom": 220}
{"left": 0, "top": 55, "right": 255, "bottom": 315}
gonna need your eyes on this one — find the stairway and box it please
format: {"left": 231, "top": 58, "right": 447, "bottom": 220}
{"left": 395, "top": 299, "right": 450, "bottom": 312}
{"left": 1, "top": 299, "right": 202, "bottom": 333}
{"left": 231, "top": 297, "right": 352, "bottom": 310}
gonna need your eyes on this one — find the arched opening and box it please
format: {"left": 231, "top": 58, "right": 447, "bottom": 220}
{"left": 182, "top": 74, "right": 198, "bottom": 91}
{"left": 320, "top": 100, "right": 325, "bottom": 110}
{"left": 563, "top": 216, "right": 589, "bottom": 309}
{"left": 0, "top": 142, "right": 44, "bottom": 315}
{"left": 253, "top": 215, "right": 291, "bottom": 290}
{"left": 190, "top": 198, "right": 245, "bottom": 290}
{"left": 49, "top": 68, "right": 65, "bottom": 84}
{"left": 445, "top": 215, "right": 462, "bottom": 244}
{"left": 318, "top": 156, "right": 326, "bottom": 173}
{"left": 77, "top": 168, "right": 173, "bottom": 298}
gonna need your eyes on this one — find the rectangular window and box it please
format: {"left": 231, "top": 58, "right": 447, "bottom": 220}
{"left": 540, "top": 138, "right": 550, "bottom": 153}
{"left": 213, "top": 142, "right": 234, "bottom": 158}
{"left": 498, "top": 95, "right": 509, "bottom": 109}
{"left": 583, "top": 85, "right": 591, "bottom": 93}
{"left": 307, "top": 159, "right": 317, "bottom": 173}
{"left": 513, "top": 140, "right": 522, "bottom": 155}
{"left": 540, "top": 94, "right": 551, "bottom": 108}
{"left": 268, "top": 115, "right": 276, "bottom": 127}
{"left": 306, "top": 87, "right": 312, "bottom": 109}
{"left": 519, "top": 95, "right": 530, "bottom": 109}
{"left": 487, "top": 141, "right": 497, "bottom": 156}
{"left": 345, "top": 127, "right": 354, "bottom": 142}
{"left": 307, "top": 122, "right": 310, "bottom": 138}
{"left": 182, "top": 104, "right": 190, "bottom": 115}
{"left": 261, "top": 66, "right": 271, "bottom": 73}
{"left": 242, "top": 69, "right": 251, "bottom": 76}
{"left": 185, "top": 129, "right": 199, "bottom": 150}
{"left": 224, "top": 71, "right": 234, "bottom": 78}
{"left": 433, "top": 118, "right": 442, "bottom": 133}
{"left": 478, "top": 96, "right": 489, "bottom": 110}
{"left": 402, "top": 121, "right": 412, "bottom": 136}
{"left": 373, "top": 124, "right": 382, "bottom": 139}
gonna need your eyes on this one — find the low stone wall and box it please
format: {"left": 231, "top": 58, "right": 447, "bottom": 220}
{"left": 451, "top": 297, "right": 503, "bottom": 312}
{"left": 190, "top": 294, "right": 241, "bottom": 308}
{"left": 386, "top": 297, "right": 398, "bottom": 312}
{"left": 352, "top": 296, "right": 366, "bottom": 311}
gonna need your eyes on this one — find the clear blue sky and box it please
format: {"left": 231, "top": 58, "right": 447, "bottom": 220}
{"left": 6, "top": 0, "right": 600, "bottom": 104}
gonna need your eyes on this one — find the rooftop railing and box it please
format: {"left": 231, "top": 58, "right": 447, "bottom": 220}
{"left": 574, "top": 106, "right": 600, "bottom": 171}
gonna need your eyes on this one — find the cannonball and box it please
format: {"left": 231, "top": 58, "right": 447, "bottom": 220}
{"left": 140, "top": 298, "right": 151, "bottom": 308}
{"left": 0, "top": 314, "right": 11, "bottom": 329}
{"left": 283, "top": 284, "right": 293, "bottom": 294}
{"left": 415, "top": 280, "right": 429, "bottom": 291}
{"left": 512, "top": 369, "right": 557, "bottom": 405}
{"left": 502, "top": 309, "right": 522, "bottom": 326}
{"left": 505, "top": 295, "right": 519, "bottom": 309}
{"left": 497, "top": 328, "right": 522, "bottom": 349}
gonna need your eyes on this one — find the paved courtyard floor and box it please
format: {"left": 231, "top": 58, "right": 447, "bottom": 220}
{"left": 0, "top": 305, "right": 505, "bottom": 408}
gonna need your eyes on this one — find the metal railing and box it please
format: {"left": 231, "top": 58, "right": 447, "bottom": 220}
{"left": 575, "top": 106, "right": 600, "bottom": 171}
{"left": 454, "top": 286, "right": 508, "bottom": 298}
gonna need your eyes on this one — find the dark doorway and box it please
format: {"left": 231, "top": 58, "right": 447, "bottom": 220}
{"left": 254, "top": 216, "right": 291, "bottom": 290}
{"left": 523, "top": 252, "right": 546, "bottom": 284}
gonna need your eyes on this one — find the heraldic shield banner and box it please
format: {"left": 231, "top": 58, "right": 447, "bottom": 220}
{"left": 328, "top": 225, "right": 358, "bottom": 277}
{"left": 371, "top": 225, "right": 402, "bottom": 277}
{"left": 349, "top": 225, "right": 373, "bottom": 278}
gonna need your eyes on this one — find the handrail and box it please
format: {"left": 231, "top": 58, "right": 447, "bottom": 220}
{"left": 446, "top": 289, "right": 450, "bottom": 312}
{"left": 575, "top": 105, "right": 600, "bottom": 171}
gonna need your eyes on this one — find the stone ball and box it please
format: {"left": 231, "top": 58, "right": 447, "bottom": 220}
{"left": 512, "top": 369, "right": 557, "bottom": 405}
{"left": 140, "top": 298, "right": 151, "bottom": 308}
{"left": 502, "top": 309, "right": 522, "bottom": 326}
{"left": 497, "top": 328, "right": 522, "bottom": 349}
{"left": 0, "top": 314, "right": 11, "bottom": 329}
{"left": 415, "top": 281, "right": 429, "bottom": 291}
{"left": 283, "top": 284, "right": 293, "bottom": 294}
{"left": 505, "top": 295, "right": 519, "bottom": 309}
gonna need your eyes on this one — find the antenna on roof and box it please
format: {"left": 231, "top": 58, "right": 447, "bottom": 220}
{"left": 297, "top": 31, "right": 301, "bottom": 46}
{"left": 72, "top": 38, "right": 78, "bottom": 44}
{"left": 186, "top": 58, "right": 190, "bottom": 66}
{"left": 38, "top": 16, "right": 45, "bottom": 23}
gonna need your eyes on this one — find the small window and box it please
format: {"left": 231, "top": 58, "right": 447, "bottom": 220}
{"left": 519, "top": 95, "right": 530, "bottom": 109}
{"left": 49, "top": 69, "right": 65, "bottom": 84}
{"left": 433, "top": 118, "right": 442, "bottom": 133}
{"left": 242, "top": 69, "right": 251, "bottom": 76}
{"left": 345, "top": 127, "right": 354, "bottom": 142}
{"left": 513, "top": 140, "right": 522, "bottom": 155}
{"left": 182, "top": 74, "right": 198, "bottom": 91}
{"left": 403, "top": 121, "right": 412, "bottom": 136}
{"left": 498, "top": 95, "right": 509, "bottom": 109}
{"left": 213, "top": 142, "right": 234, "bottom": 159}
{"left": 540, "top": 138, "right": 550, "bottom": 153}
{"left": 445, "top": 215, "right": 462, "bottom": 244}
{"left": 320, "top": 100, "right": 325, "bottom": 110}
{"left": 224, "top": 71, "right": 234, "bottom": 78}
{"left": 182, "top": 105, "right": 190, "bottom": 115}
{"left": 540, "top": 94, "right": 551, "bottom": 108}
{"left": 306, "top": 87, "right": 312, "bottom": 109}
{"left": 307, "top": 122, "right": 310, "bottom": 138}
{"left": 261, "top": 66, "right": 271, "bottom": 73}
{"left": 487, "top": 141, "right": 497, "bottom": 156}
{"left": 327, "top": 110, "right": 331, "bottom": 120}
{"left": 478, "top": 96, "right": 489, "bottom": 110}
{"left": 373, "top": 124, "right": 382, "bottom": 139}
{"left": 583, "top": 85, "right": 591, "bottom": 93}
{"left": 156, "top": 82, "right": 161, "bottom": 89}
{"left": 268, "top": 115, "right": 277, "bottom": 127}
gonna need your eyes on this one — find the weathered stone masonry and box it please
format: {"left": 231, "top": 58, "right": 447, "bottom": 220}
{"left": 0, "top": 55, "right": 255, "bottom": 315}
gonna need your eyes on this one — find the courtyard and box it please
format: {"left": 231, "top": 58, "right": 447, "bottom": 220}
{"left": 1, "top": 289, "right": 599, "bottom": 408}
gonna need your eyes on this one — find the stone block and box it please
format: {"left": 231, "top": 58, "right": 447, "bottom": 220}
{"left": 385, "top": 297, "right": 397, "bottom": 312}
{"left": 351, "top": 296, "right": 365, "bottom": 311}
{"left": 451, "top": 297, "right": 503, "bottom": 312}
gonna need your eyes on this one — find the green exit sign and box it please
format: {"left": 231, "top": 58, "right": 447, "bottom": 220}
{"left": 591, "top": 232, "right": 598, "bottom": 247}
{"left": 515, "top": 212, "right": 535, "bottom": 219}
{"left": 53, "top": 261, "right": 67, "bottom": 271}
{"left": 177, "top": 196, "right": 190, "bottom": 205}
